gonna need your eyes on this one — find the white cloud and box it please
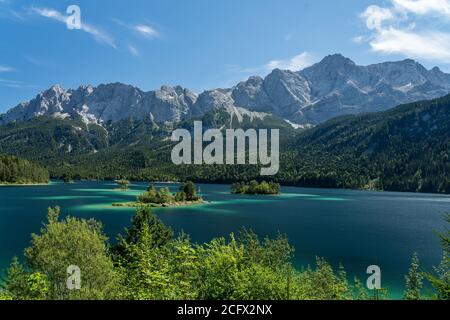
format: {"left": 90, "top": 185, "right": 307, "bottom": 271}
{"left": 224, "top": 52, "right": 317, "bottom": 86}
{"left": 128, "top": 45, "right": 140, "bottom": 57}
{"left": 359, "top": 0, "right": 450, "bottom": 63}
{"left": 0, "top": 78, "right": 38, "bottom": 89}
{"left": 113, "top": 18, "right": 160, "bottom": 39}
{"left": 30, "top": 6, "right": 116, "bottom": 49}
{"left": 353, "top": 35, "right": 369, "bottom": 44}
{"left": 266, "top": 52, "right": 317, "bottom": 71}
{"left": 24, "top": 55, "right": 53, "bottom": 67}
{"left": 370, "top": 27, "right": 450, "bottom": 61}
{"left": 392, "top": 0, "right": 450, "bottom": 17}
{"left": 0, "top": 0, "right": 24, "bottom": 21}
{"left": 134, "top": 24, "right": 160, "bottom": 38}
{"left": 361, "top": 5, "right": 395, "bottom": 31}
{"left": 0, "top": 65, "right": 14, "bottom": 72}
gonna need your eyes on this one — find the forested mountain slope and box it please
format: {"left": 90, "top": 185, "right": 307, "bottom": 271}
{"left": 285, "top": 94, "right": 450, "bottom": 193}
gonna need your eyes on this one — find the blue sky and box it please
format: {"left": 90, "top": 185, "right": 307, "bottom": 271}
{"left": 1, "top": 0, "right": 450, "bottom": 112}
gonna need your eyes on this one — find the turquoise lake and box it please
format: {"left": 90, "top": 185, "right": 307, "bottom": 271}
{"left": 1, "top": 181, "right": 449, "bottom": 298}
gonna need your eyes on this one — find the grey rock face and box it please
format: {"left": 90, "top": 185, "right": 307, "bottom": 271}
{"left": 0, "top": 83, "right": 198, "bottom": 125}
{"left": 193, "top": 54, "right": 450, "bottom": 124}
{"left": 190, "top": 89, "right": 234, "bottom": 117}
{"left": 232, "top": 76, "right": 273, "bottom": 112}
{"left": 2, "top": 54, "right": 450, "bottom": 126}
{"left": 1, "top": 85, "right": 72, "bottom": 123}
{"left": 263, "top": 69, "right": 312, "bottom": 117}
{"left": 150, "top": 85, "right": 198, "bottom": 122}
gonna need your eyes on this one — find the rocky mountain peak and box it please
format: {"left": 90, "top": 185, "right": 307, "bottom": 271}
{"left": 49, "top": 84, "right": 65, "bottom": 94}
{"left": 320, "top": 53, "right": 356, "bottom": 66}
{"left": 2, "top": 54, "right": 450, "bottom": 127}
{"left": 264, "top": 69, "right": 311, "bottom": 112}
{"left": 431, "top": 66, "right": 442, "bottom": 73}
{"left": 401, "top": 58, "right": 420, "bottom": 66}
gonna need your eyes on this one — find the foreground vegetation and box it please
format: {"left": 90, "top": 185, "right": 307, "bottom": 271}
{"left": 0, "top": 207, "right": 448, "bottom": 300}
{"left": 0, "top": 207, "right": 364, "bottom": 300}
{"left": 423, "top": 214, "right": 450, "bottom": 300}
{"left": 0, "top": 155, "right": 49, "bottom": 185}
{"left": 231, "top": 181, "right": 281, "bottom": 195}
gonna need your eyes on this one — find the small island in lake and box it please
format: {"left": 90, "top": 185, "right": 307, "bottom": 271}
{"left": 115, "top": 179, "right": 130, "bottom": 190}
{"left": 113, "top": 181, "right": 205, "bottom": 208}
{"left": 0, "top": 155, "right": 49, "bottom": 185}
{"left": 231, "top": 180, "right": 281, "bottom": 195}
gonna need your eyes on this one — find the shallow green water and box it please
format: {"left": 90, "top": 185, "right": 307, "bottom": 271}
{"left": 1, "top": 181, "right": 449, "bottom": 298}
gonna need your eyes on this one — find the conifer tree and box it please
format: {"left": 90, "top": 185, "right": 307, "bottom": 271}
{"left": 404, "top": 253, "right": 423, "bottom": 300}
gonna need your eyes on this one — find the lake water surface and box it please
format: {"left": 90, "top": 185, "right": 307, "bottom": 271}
{"left": 1, "top": 181, "right": 449, "bottom": 298}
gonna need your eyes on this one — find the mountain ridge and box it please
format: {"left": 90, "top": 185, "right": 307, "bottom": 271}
{"left": 1, "top": 54, "right": 450, "bottom": 127}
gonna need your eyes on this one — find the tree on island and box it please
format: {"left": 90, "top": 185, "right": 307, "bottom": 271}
{"left": 116, "top": 179, "right": 130, "bottom": 190}
{"left": 137, "top": 182, "right": 201, "bottom": 205}
{"left": 180, "top": 181, "right": 200, "bottom": 201}
{"left": 231, "top": 180, "right": 280, "bottom": 195}
{"left": 61, "top": 173, "right": 74, "bottom": 184}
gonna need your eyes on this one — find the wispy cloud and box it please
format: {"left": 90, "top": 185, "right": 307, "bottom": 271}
{"left": 0, "top": 78, "right": 38, "bottom": 89}
{"left": 128, "top": 45, "right": 140, "bottom": 57}
{"left": 0, "top": 65, "right": 14, "bottom": 72}
{"left": 227, "top": 52, "right": 317, "bottom": 76}
{"left": 224, "top": 52, "right": 317, "bottom": 86}
{"left": 134, "top": 24, "right": 159, "bottom": 38}
{"left": 266, "top": 52, "right": 317, "bottom": 71}
{"left": 24, "top": 55, "right": 54, "bottom": 68}
{"left": 30, "top": 6, "right": 116, "bottom": 49}
{"left": 358, "top": 0, "right": 450, "bottom": 63}
{"left": 113, "top": 18, "right": 161, "bottom": 39}
{"left": 0, "top": 0, "right": 24, "bottom": 21}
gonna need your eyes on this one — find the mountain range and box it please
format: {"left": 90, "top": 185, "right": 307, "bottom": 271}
{"left": 0, "top": 54, "right": 449, "bottom": 194}
{"left": 0, "top": 92, "right": 448, "bottom": 193}
{"left": 2, "top": 54, "right": 450, "bottom": 126}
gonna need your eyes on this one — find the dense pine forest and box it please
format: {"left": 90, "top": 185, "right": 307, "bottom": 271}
{"left": 0, "top": 94, "right": 448, "bottom": 193}
{"left": 0, "top": 155, "right": 49, "bottom": 184}
{"left": 284, "top": 94, "right": 450, "bottom": 193}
